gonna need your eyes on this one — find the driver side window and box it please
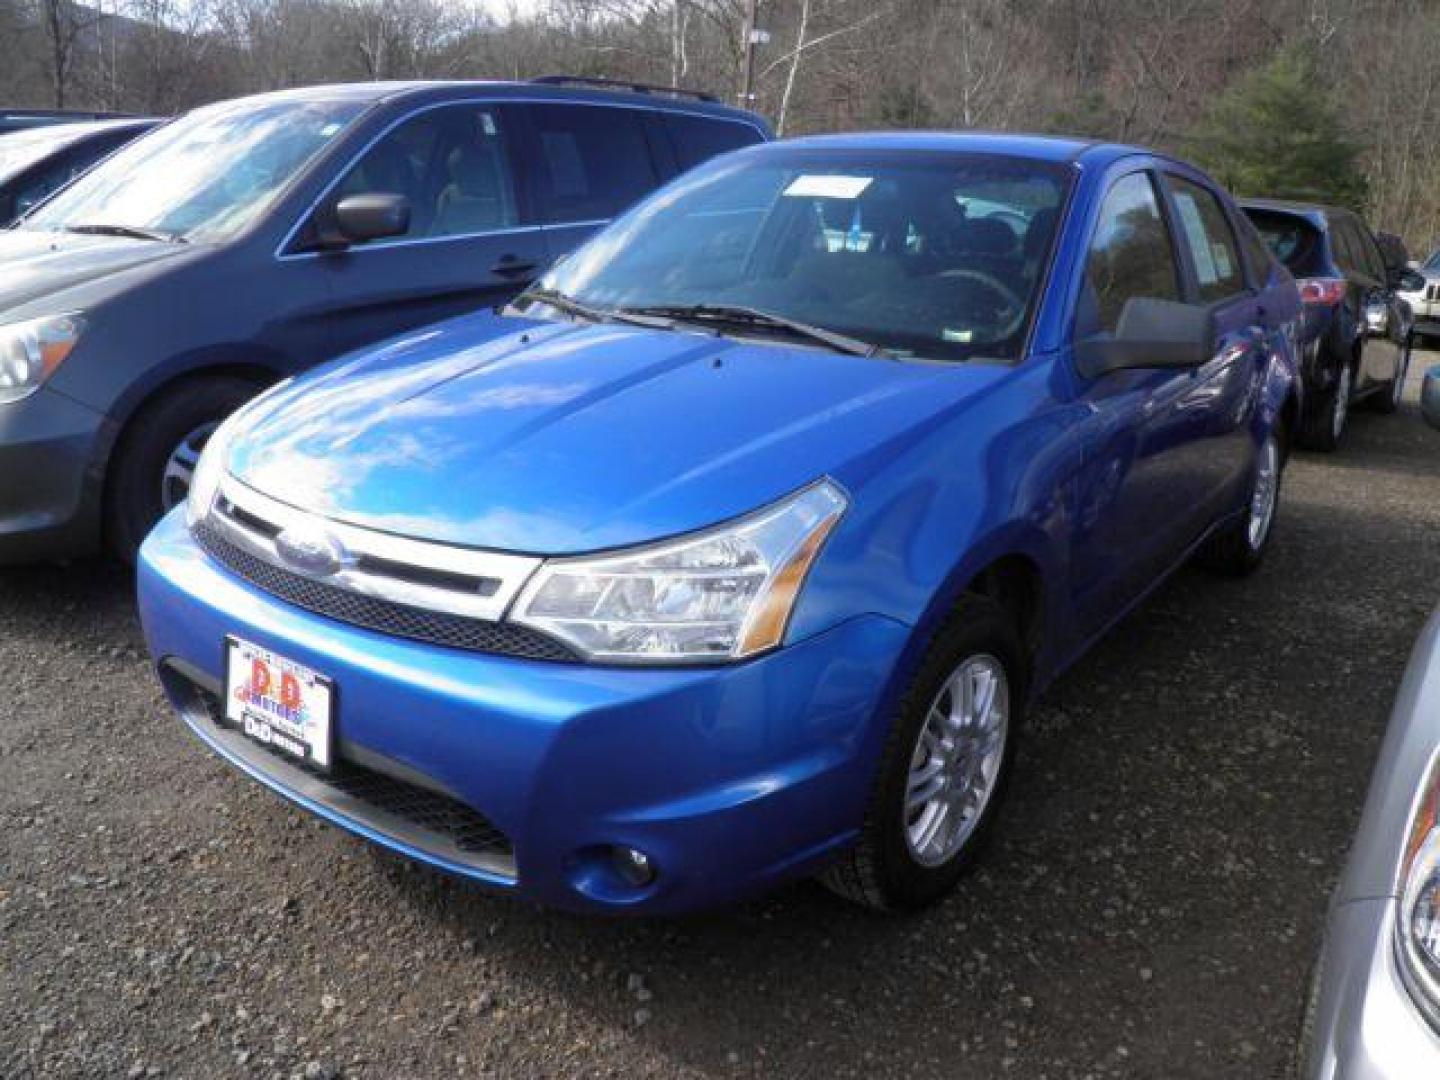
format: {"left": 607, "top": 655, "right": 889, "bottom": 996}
{"left": 328, "top": 105, "right": 518, "bottom": 246}
{"left": 1078, "top": 172, "right": 1181, "bottom": 339}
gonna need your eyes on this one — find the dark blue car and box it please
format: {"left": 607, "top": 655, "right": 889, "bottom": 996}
{"left": 0, "top": 79, "right": 768, "bottom": 562}
{"left": 139, "top": 133, "right": 1301, "bottom": 915}
{"left": 0, "top": 117, "right": 158, "bottom": 224}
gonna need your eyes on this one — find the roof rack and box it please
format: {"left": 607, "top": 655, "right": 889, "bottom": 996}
{"left": 529, "top": 75, "right": 718, "bottom": 104}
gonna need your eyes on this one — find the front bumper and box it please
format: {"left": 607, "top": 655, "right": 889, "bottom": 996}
{"left": 1402, "top": 296, "right": 1440, "bottom": 338}
{"left": 1301, "top": 896, "right": 1440, "bottom": 1078}
{"left": 0, "top": 386, "right": 107, "bottom": 563}
{"left": 138, "top": 509, "right": 913, "bottom": 915}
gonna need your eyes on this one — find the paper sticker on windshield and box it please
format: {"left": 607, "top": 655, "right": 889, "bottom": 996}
{"left": 784, "top": 175, "right": 873, "bottom": 199}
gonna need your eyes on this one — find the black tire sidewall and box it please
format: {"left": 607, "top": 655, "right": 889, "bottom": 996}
{"left": 106, "top": 377, "right": 260, "bottom": 561}
{"left": 868, "top": 598, "right": 1027, "bottom": 910}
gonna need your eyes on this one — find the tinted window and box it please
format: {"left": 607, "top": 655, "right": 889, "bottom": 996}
{"left": 530, "top": 105, "right": 658, "bottom": 224}
{"left": 663, "top": 114, "right": 763, "bottom": 172}
{"left": 1346, "top": 220, "right": 1386, "bottom": 281}
{"left": 1327, "top": 216, "right": 1363, "bottom": 276}
{"left": 332, "top": 105, "right": 517, "bottom": 244}
{"left": 1234, "top": 210, "right": 1275, "bottom": 284}
{"left": 535, "top": 150, "right": 1070, "bottom": 364}
{"left": 1245, "top": 208, "right": 1321, "bottom": 275}
{"left": 1079, "top": 171, "right": 1180, "bottom": 337}
{"left": 1167, "top": 176, "right": 1244, "bottom": 302}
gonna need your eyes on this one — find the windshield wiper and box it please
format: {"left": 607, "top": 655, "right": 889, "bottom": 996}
{"left": 620, "top": 303, "right": 890, "bottom": 358}
{"left": 509, "top": 288, "right": 676, "bottom": 331}
{"left": 65, "top": 223, "right": 185, "bottom": 244}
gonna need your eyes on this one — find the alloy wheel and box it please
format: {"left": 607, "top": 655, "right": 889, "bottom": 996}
{"left": 1247, "top": 434, "right": 1280, "bottom": 552}
{"left": 160, "top": 421, "right": 220, "bottom": 511}
{"left": 1394, "top": 348, "right": 1411, "bottom": 409}
{"left": 904, "top": 654, "right": 1010, "bottom": 868}
{"left": 1332, "top": 364, "right": 1353, "bottom": 441}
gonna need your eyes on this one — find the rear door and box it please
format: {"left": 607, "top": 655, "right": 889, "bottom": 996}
{"left": 1159, "top": 173, "right": 1266, "bottom": 512}
{"left": 1342, "top": 216, "right": 1406, "bottom": 391}
{"left": 284, "top": 100, "right": 547, "bottom": 358}
{"left": 518, "top": 102, "right": 666, "bottom": 263}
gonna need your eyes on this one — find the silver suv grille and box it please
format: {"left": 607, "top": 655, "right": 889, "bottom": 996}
{"left": 197, "top": 478, "right": 576, "bottom": 662}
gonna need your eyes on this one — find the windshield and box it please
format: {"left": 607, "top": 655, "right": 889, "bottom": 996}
{"left": 535, "top": 149, "right": 1071, "bottom": 363}
{"left": 23, "top": 99, "right": 364, "bottom": 243}
{"left": 1427, "top": 250, "right": 1440, "bottom": 271}
{"left": 0, "top": 125, "right": 91, "bottom": 185}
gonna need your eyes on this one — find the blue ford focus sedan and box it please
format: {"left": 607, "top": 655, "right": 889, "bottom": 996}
{"left": 138, "top": 133, "right": 1301, "bottom": 914}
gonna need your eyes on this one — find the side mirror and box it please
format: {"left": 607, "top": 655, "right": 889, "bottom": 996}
{"left": 330, "top": 193, "right": 411, "bottom": 246}
{"left": 1422, "top": 366, "right": 1440, "bottom": 432}
{"left": 1396, "top": 269, "right": 1427, "bottom": 293}
{"left": 1075, "top": 297, "right": 1214, "bottom": 379}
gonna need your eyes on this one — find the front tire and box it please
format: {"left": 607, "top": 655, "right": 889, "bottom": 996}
{"left": 1197, "top": 428, "right": 1283, "bottom": 577}
{"left": 1368, "top": 342, "right": 1410, "bottom": 415}
{"left": 822, "top": 594, "right": 1026, "bottom": 912}
{"left": 105, "top": 376, "right": 261, "bottom": 562}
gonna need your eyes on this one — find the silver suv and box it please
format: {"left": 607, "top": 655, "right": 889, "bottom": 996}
{"left": 1400, "top": 249, "right": 1440, "bottom": 344}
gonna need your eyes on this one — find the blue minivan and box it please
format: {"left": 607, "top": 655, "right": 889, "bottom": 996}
{"left": 0, "top": 79, "right": 768, "bottom": 562}
{"left": 140, "top": 133, "right": 1301, "bottom": 915}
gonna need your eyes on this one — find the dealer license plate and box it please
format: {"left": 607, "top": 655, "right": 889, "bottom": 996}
{"left": 223, "top": 636, "right": 334, "bottom": 771}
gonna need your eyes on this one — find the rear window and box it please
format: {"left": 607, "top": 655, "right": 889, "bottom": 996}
{"left": 1244, "top": 208, "right": 1323, "bottom": 276}
{"left": 662, "top": 114, "right": 764, "bottom": 172}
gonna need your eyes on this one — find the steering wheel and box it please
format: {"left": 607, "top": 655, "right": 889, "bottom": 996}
{"left": 939, "top": 268, "right": 1027, "bottom": 338}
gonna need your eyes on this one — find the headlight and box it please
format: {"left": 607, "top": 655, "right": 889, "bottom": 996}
{"left": 185, "top": 378, "right": 293, "bottom": 527}
{"left": 1397, "top": 753, "right": 1440, "bottom": 1018}
{"left": 512, "top": 480, "right": 847, "bottom": 664}
{"left": 0, "top": 313, "right": 85, "bottom": 405}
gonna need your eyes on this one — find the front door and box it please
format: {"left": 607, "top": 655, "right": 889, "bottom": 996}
{"left": 1066, "top": 168, "right": 1219, "bottom": 639}
{"left": 285, "top": 101, "right": 547, "bottom": 358}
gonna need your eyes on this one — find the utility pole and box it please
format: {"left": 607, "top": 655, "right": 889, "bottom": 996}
{"left": 738, "top": 0, "right": 767, "bottom": 110}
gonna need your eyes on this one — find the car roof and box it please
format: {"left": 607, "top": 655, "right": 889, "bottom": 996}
{"left": 32, "top": 117, "right": 158, "bottom": 139}
{"left": 204, "top": 80, "right": 765, "bottom": 125}
{"left": 1238, "top": 197, "right": 1349, "bottom": 227}
{"left": 742, "top": 130, "right": 1211, "bottom": 172}
{"left": 0, "top": 116, "right": 156, "bottom": 149}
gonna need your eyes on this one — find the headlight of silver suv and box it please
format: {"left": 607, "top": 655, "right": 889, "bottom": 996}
{"left": 0, "top": 313, "right": 85, "bottom": 405}
{"left": 512, "top": 480, "right": 847, "bottom": 664}
{"left": 1397, "top": 754, "right": 1440, "bottom": 1020}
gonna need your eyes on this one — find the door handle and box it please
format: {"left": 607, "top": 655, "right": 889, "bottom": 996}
{"left": 492, "top": 256, "right": 537, "bottom": 278}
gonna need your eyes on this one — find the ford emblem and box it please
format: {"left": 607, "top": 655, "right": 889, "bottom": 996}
{"left": 274, "top": 526, "right": 349, "bottom": 578}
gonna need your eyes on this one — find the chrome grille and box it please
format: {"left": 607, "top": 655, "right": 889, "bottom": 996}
{"left": 195, "top": 522, "right": 576, "bottom": 661}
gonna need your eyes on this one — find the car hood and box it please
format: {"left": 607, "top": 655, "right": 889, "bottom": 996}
{"left": 0, "top": 227, "right": 191, "bottom": 313}
{"left": 230, "top": 315, "right": 1008, "bottom": 555}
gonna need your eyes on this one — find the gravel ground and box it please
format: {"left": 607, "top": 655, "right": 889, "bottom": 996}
{"left": 3, "top": 359, "right": 1439, "bottom": 1080}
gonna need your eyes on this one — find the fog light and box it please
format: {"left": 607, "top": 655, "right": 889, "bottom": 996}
{"left": 613, "top": 846, "right": 657, "bottom": 887}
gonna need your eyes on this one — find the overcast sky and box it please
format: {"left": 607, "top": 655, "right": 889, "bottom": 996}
{"left": 478, "top": 0, "right": 547, "bottom": 19}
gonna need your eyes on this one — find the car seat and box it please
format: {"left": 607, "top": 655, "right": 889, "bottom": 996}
{"left": 432, "top": 143, "right": 508, "bottom": 237}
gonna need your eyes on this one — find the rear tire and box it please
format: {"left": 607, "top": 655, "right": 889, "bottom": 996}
{"left": 822, "top": 594, "right": 1027, "bottom": 912}
{"left": 105, "top": 376, "right": 262, "bottom": 563}
{"left": 1197, "top": 428, "right": 1283, "bottom": 577}
{"left": 1296, "top": 361, "right": 1351, "bottom": 452}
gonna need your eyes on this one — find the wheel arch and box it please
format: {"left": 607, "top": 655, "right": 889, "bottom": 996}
{"left": 895, "top": 528, "right": 1059, "bottom": 710}
{"left": 97, "top": 353, "right": 285, "bottom": 549}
